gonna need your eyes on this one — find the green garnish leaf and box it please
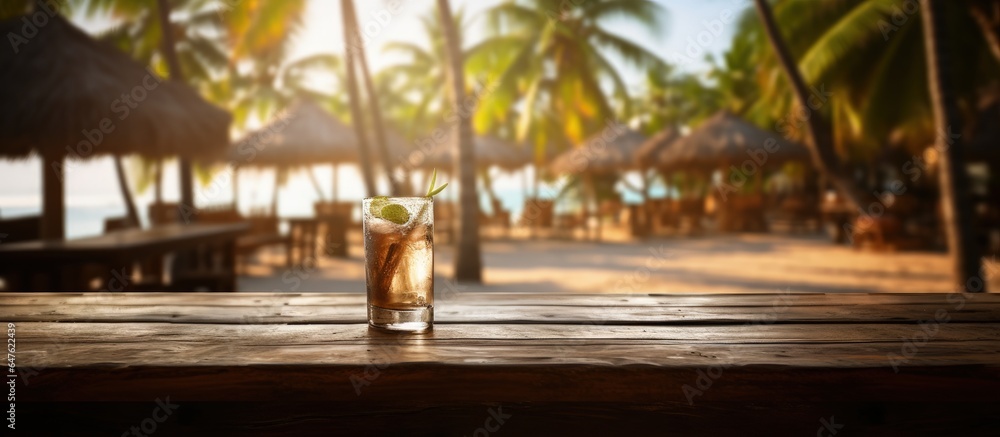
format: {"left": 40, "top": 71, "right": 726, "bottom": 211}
{"left": 427, "top": 182, "right": 448, "bottom": 197}
{"left": 425, "top": 169, "right": 448, "bottom": 198}
{"left": 380, "top": 203, "right": 410, "bottom": 225}
{"left": 426, "top": 169, "right": 438, "bottom": 197}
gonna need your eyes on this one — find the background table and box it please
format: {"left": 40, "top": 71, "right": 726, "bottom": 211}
{"left": 5, "top": 292, "right": 1000, "bottom": 435}
{"left": 0, "top": 223, "right": 248, "bottom": 290}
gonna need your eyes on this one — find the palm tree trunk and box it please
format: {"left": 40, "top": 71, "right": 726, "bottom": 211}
{"left": 340, "top": 0, "right": 377, "bottom": 197}
{"left": 114, "top": 156, "right": 140, "bottom": 228}
{"left": 921, "top": 0, "right": 987, "bottom": 292}
{"left": 438, "top": 0, "right": 483, "bottom": 283}
{"left": 753, "top": 0, "right": 873, "bottom": 212}
{"left": 970, "top": 0, "right": 1000, "bottom": 63}
{"left": 343, "top": 0, "right": 401, "bottom": 196}
{"left": 271, "top": 169, "right": 281, "bottom": 217}
{"left": 156, "top": 0, "right": 195, "bottom": 217}
{"left": 154, "top": 160, "right": 163, "bottom": 205}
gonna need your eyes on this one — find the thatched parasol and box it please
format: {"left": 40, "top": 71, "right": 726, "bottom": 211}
{"left": 634, "top": 126, "right": 681, "bottom": 169}
{"left": 406, "top": 130, "right": 532, "bottom": 172}
{"left": 547, "top": 126, "right": 647, "bottom": 241}
{"left": 230, "top": 100, "right": 406, "bottom": 206}
{"left": 0, "top": 14, "right": 231, "bottom": 240}
{"left": 230, "top": 100, "right": 361, "bottom": 167}
{"left": 655, "top": 111, "right": 809, "bottom": 171}
{"left": 548, "top": 128, "right": 648, "bottom": 174}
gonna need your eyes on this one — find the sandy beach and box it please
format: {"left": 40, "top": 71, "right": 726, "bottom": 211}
{"left": 240, "top": 233, "right": 1000, "bottom": 294}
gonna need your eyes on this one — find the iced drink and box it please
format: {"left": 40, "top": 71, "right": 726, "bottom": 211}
{"left": 363, "top": 196, "right": 434, "bottom": 331}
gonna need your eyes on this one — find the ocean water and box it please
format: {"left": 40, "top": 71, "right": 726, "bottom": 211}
{"left": 0, "top": 160, "right": 664, "bottom": 238}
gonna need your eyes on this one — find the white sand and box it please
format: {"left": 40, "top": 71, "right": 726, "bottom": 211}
{"left": 239, "top": 232, "right": 1000, "bottom": 294}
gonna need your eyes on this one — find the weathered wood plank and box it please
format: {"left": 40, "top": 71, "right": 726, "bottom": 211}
{"left": 4, "top": 301, "right": 996, "bottom": 324}
{"left": 13, "top": 322, "right": 1000, "bottom": 368}
{"left": 17, "top": 362, "right": 1000, "bottom": 403}
{"left": 3, "top": 291, "right": 996, "bottom": 307}
{"left": 17, "top": 401, "right": 1000, "bottom": 436}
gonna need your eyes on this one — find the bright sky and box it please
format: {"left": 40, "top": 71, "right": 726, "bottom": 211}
{"left": 0, "top": 0, "right": 747, "bottom": 236}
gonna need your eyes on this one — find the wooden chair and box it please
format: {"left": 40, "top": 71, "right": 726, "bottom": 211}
{"left": 314, "top": 202, "right": 350, "bottom": 258}
{"left": 675, "top": 198, "right": 705, "bottom": 235}
{"left": 520, "top": 198, "right": 554, "bottom": 239}
{"left": 148, "top": 202, "right": 182, "bottom": 226}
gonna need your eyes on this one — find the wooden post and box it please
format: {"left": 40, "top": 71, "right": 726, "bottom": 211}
{"left": 232, "top": 166, "right": 239, "bottom": 210}
{"left": 332, "top": 163, "right": 339, "bottom": 204}
{"left": 41, "top": 152, "right": 65, "bottom": 241}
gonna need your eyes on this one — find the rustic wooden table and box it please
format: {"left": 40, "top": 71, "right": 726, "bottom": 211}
{"left": 4, "top": 292, "right": 1000, "bottom": 435}
{"left": 0, "top": 223, "right": 248, "bottom": 291}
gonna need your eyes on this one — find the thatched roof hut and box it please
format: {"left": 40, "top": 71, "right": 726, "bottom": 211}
{"left": 230, "top": 100, "right": 362, "bottom": 167}
{"left": 549, "top": 128, "right": 647, "bottom": 174}
{"left": 406, "top": 130, "right": 531, "bottom": 172}
{"left": 655, "top": 111, "right": 809, "bottom": 171}
{"left": 0, "top": 13, "right": 230, "bottom": 239}
{"left": 231, "top": 100, "right": 410, "bottom": 168}
{"left": 0, "top": 14, "right": 230, "bottom": 160}
{"left": 634, "top": 126, "right": 681, "bottom": 169}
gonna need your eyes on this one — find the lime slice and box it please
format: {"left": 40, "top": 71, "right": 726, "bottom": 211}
{"left": 368, "top": 196, "right": 389, "bottom": 217}
{"left": 380, "top": 203, "right": 410, "bottom": 225}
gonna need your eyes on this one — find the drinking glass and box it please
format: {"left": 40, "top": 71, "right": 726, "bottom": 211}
{"left": 363, "top": 197, "right": 434, "bottom": 331}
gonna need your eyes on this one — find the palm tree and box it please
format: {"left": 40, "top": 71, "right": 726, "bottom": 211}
{"left": 474, "top": 0, "right": 666, "bottom": 150}
{"left": 341, "top": 0, "right": 377, "bottom": 197}
{"left": 753, "top": 0, "right": 876, "bottom": 212}
{"left": 341, "top": 0, "right": 401, "bottom": 195}
{"left": 438, "top": 0, "right": 482, "bottom": 283}
{"left": 920, "top": 0, "right": 985, "bottom": 292}
{"left": 380, "top": 9, "right": 469, "bottom": 140}
{"left": 752, "top": 0, "right": 991, "bottom": 291}
{"left": 113, "top": 156, "right": 140, "bottom": 226}
{"left": 969, "top": 0, "right": 1000, "bottom": 62}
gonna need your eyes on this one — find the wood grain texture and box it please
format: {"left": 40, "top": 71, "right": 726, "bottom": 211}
{"left": 6, "top": 292, "right": 1000, "bottom": 435}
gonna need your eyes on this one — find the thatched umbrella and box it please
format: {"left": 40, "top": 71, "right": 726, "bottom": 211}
{"left": 407, "top": 132, "right": 532, "bottom": 172}
{"left": 549, "top": 128, "right": 648, "bottom": 175}
{"left": 655, "top": 111, "right": 809, "bottom": 172}
{"left": 230, "top": 100, "right": 404, "bottom": 208}
{"left": 635, "top": 126, "right": 681, "bottom": 169}
{"left": 0, "top": 14, "right": 230, "bottom": 240}
{"left": 548, "top": 127, "right": 648, "bottom": 241}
